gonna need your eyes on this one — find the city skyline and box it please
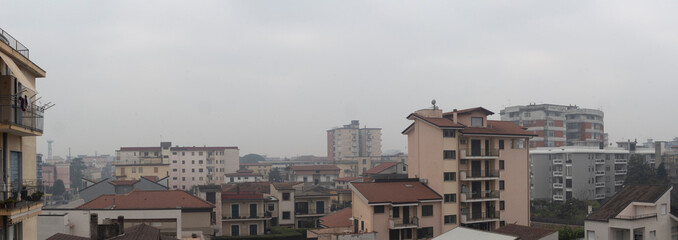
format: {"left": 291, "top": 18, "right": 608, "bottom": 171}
{"left": 2, "top": 1, "right": 677, "bottom": 158}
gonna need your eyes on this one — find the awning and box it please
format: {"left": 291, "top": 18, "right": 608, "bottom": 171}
{"left": 0, "top": 50, "right": 35, "bottom": 90}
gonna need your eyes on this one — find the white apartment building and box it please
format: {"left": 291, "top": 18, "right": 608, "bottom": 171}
{"left": 169, "top": 146, "right": 239, "bottom": 190}
{"left": 327, "top": 120, "right": 382, "bottom": 162}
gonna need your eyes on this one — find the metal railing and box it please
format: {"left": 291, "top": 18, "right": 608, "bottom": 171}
{"left": 615, "top": 159, "right": 628, "bottom": 164}
{"left": 461, "top": 148, "right": 500, "bottom": 158}
{"left": 552, "top": 159, "right": 563, "bottom": 164}
{"left": 615, "top": 180, "right": 624, "bottom": 186}
{"left": 553, "top": 171, "right": 564, "bottom": 177}
{"left": 595, "top": 159, "right": 605, "bottom": 164}
{"left": 595, "top": 194, "right": 606, "bottom": 199}
{"left": 0, "top": 27, "right": 29, "bottom": 58}
{"left": 595, "top": 171, "right": 605, "bottom": 176}
{"left": 553, "top": 195, "right": 564, "bottom": 201}
{"left": 460, "top": 170, "right": 500, "bottom": 180}
{"left": 0, "top": 94, "right": 44, "bottom": 133}
{"left": 615, "top": 170, "right": 627, "bottom": 175}
{"left": 295, "top": 207, "right": 326, "bottom": 215}
{"left": 461, "top": 211, "right": 500, "bottom": 223}
{"left": 553, "top": 183, "right": 564, "bottom": 188}
{"left": 389, "top": 216, "right": 419, "bottom": 228}
{"left": 614, "top": 213, "right": 657, "bottom": 220}
{"left": 595, "top": 182, "right": 605, "bottom": 187}
{"left": 462, "top": 190, "right": 500, "bottom": 201}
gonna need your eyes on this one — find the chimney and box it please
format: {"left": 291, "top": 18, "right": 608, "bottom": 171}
{"left": 117, "top": 216, "right": 125, "bottom": 235}
{"left": 452, "top": 109, "right": 458, "bottom": 123}
{"left": 90, "top": 214, "right": 99, "bottom": 240}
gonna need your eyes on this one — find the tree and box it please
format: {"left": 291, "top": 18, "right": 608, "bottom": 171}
{"left": 70, "top": 158, "right": 86, "bottom": 190}
{"left": 624, "top": 154, "right": 657, "bottom": 185}
{"left": 52, "top": 179, "right": 65, "bottom": 196}
{"left": 240, "top": 154, "right": 265, "bottom": 164}
{"left": 657, "top": 162, "right": 668, "bottom": 181}
{"left": 269, "top": 168, "right": 283, "bottom": 182}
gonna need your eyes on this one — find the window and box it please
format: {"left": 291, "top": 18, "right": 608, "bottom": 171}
{"left": 500, "top": 221, "right": 506, "bottom": 227}
{"left": 231, "top": 225, "right": 239, "bottom": 237}
{"left": 182, "top": 160, "right": 185, "bottom": 164}
{"left": 172, "top": 160, "right": 177, "bottom": 163}
{"left": 374, "top": 206, "right": 385, "bottom": 214}
{"left": 199, "top": 160, "right": 203, "bottom": 164}
{"left": 444, "top": 194, "right": 456, "bottom": 203}
{"left": 199, "top": 151, "right": 204, "bottom": 156}
{"left": 282, "top": 211, "right": 290, "bottom": 219}
{"left": 132, "top": 168, "right": 136, "bottom": 173}
{"left": 499, "top": 160, "right": 505, "bottom": 170}
{"left": 182, "top": 177, "right": 185, "bottom": 181}
{"left": 500, "top": 180, "right": 505, "bottom": 190}
{"left": 249, "top": 224, "right": 257, "bottom": 236}
{"left": 173, "top": 152, "right": 177, "bottom": 155}
{"left": 154, "top": 167, "right": 158, "bottom": 173}
{"left": 362, "top": 159, "right": 366, "bottom": 164}
{"left": 444, "top": 215, "right": 457, "bottom": 224}
{"left": 471, "top": 117, "right": 483, "bottom": 127}
{"left": 444, "top": 172, "right": 456, "bottom": 181}
{"left": 192, "top": 169, "right": 195, "bottom": 173}
{"left": 268, "top": 204, "right": 275, "bottom": 211}
{"left": 172, "top": 169, "right": 177, "bottom": 172}
{"left": 422, "top": 205, "right": 433, "bottom": 216}
{"left": 417, "top": 227, "right": 434, "bottom": 238}
{"left": 173, "top": 177, "right": 177, "bottom": 180}
{"left": 649, "top": 230, "right": 656, "bottom": 240}
{"left": 182, "top": 169, "right": 185, "bottom": 173}
{"left": 199, "top": 168, "right": 204, "bottom": 172}
{"left": 182, "top": 152, "right": 185, "bottom": 156}
{"left": 192, "top": 152, "right": 195, "bottom": 156}
{"left": 499, "top": 140, "right": 504, "bottom": 149}
{"left": 500, "top": 201, "right": 505, "bottom": 210}
{"left": 662, "top": 203, "right": 667, "bottom": 215}
{"left": 443, "top": 129, "right": 456, "bottom": 137}
{"left": 587, "top": 230, "right": 595, "bottom": 240}
{"left": 282, "top": 192, "right": 290, "bottom": 201}
{"left": 192, "top": 160, "right": 195, "bottom": 164}
{"left": 444, "top": 150, "right": 456, "bottom": 159}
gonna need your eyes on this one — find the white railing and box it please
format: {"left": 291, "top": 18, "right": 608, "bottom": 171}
{"left": 595, "top": 171, "right": 605, "bottom": 176}
{"left": 553, "top": 195, "right": 564, "bottom": 201}
{"left": 615, "top": 170, "right": 627, "bottom": 175}
{"left": 552, "top": 159, "right": 563, "bottom": 165}
{"left": 595, "top": 159, "right": 605, "bottom": 164}
{"left": 595, "top": 182, "right": 605, "bottom": 187}
{"left": 553, "top": 171, "right": 563, "bottom": 177}
{"left": 615, "top": 180, "right": 624, "bottom": 186}
{"left": 595, "top": 194, "right": 606, "bottom": 199}
{"left": 615, "top": 159, "right": 627, "bottom": 164}
{"left": 553, "top": 183, "right": 564, "bottom": 188}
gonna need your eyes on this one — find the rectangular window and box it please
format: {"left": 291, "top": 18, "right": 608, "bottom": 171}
{"left": 154, "top": 167, "right": 158, "bottom": 173}
{"left": 444, "top": 194, "right": 456, "bottom": 203}
{"left": 444, "top": 215, "right": 457, "bottom": 224}
{"left": 422, "top": 205, "right": 433, "bottom": 216}
{"left": 199, "top": 151, "right": 204, "bottom": 156}
{"left": 282, "top": 211, "right": 290, "bottom": 219}
{"left": 417, "top": 227, "right": 434, "bottom": 238}
{"left": 500, "top": 221, "right": 506, "bottom": 227}
{"left": 173, "top": 152, "right": 177, "bottom": 155}
{"left": 282, "top": 192, "right": 290, "bottom": 201}
{"left": 374, "top": 206, "right": 384, "bottom": 214}
{"left": 500, "top": 201, "right": 505, "bottom": 210}
{"left": 172, "top": 169, "right": 177, "bottom": 172}
{"left": 249, "top": 224, "right": 257, "bottom": 236}
{"left": 444, "top": 172, "right": 456, "bottom": 181}
{"left": 499, "top": 160, "right": 505, "bottom": 170}
{"left": 471, "top": 117, "right": 483, "bottom": 127}
{"left": 231, "top": 225, "right": 239, "bottom": 237}
{"left": 587, "top": 230, "right": 595, "bottom": 240}
{"left": 199, "top": 168, "right": 204, "bottom": 172}
{"left": 199, "top": 160, "right": 203, "bottom": 164}
{"left": 443, "top": 129, "right": 456, "bottom": 137}
{"left": 499, "top": 140, "right": 504, "bottom": 150}
{"left": 443, "top": 150, "right": 456, "bottom": 160}
{"left": 500, "top": 180, "right": 505, "bottom": 190}
{"left": 662, "top": 203, "right": 667, "bottom": 215}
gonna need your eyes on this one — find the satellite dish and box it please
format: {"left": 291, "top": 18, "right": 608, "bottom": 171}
{"left": 431, "top": 99, "right": 436, "bottom": 105}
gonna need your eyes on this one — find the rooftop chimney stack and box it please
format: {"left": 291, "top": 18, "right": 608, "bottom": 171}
{"left": 90, "top": 214, "right": 99, "bottom": 240}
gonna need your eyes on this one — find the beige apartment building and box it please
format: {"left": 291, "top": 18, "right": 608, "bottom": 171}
{"left": 114, "top": 143, "right": 172, "bottom": 180}
{"left": 404, "top": 106, "right": 534, "bottom": 232}
{"left": 0, "top": 27, "right": 48, "bottom": 240}
{"left": 328, "top": 120, "right": 382, "bottom": 162}
{"left": 169, "top": 146, "right": 239, "bottom": 190}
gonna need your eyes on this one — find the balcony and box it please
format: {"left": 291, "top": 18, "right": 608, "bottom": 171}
{"left": 613, "top": 213, "right": 657, "bottom": 220}
{"left": 615, "top": 170, "right": 627, "bottom": 175}
{"left": 0, "top": 179, "right": 44, "bottom": 224}
{"left": 389, "top": 217, "right": 419, "bottom": 229}
{"left": 553, "top": 171, "right": 563, "bottom": 177}
{"left": 553, "top": 183, "right": 564, "bottom": 188}
{"left": 595, "top": 159, "right": 605, "bottom": 165}
{"left": 461, "top": 190, "right": 500, "bottom": 202}
{"left": 595, "top": 194, "right": 606, "bottom": 199}
{"left": 460, "top": 170, "right": 500, "bottom": 181}
{"left": 295, "top": 208, "right": 327, "bottom": 217}
{"left": 0, "top": 27, "right": 30, "bottom": 58}
{"left": 595, "top": 182, "right": 605, "bottom": 188}
{"left": 615, "top": 159, "right": 627, "bottom": 164}
{"left": 460, "top": 148, "right": 499, "bottom": 159}
{"left": 553, "top": 195, "right": 564, "bottom": 201}
{"left": 595, "top": 171, "right": 605, "bottom": 176}
{"left": 0, "top": 92, "right": 45, "bottom": 136}
{"left": 615, "top": 180, "right": 624, "bottom": 186}
{"left": 460, "top": 211, "right": 500, "bottom": 224}
{"left": 221, "top": 213, "right": 272, "bottom": 221}
{"left": 552, "top": 159, "right": 563, "bottom": 165}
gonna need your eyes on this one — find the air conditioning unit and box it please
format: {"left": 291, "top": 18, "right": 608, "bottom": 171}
{"left": 420, "top": 178, "right": 428, "bottom": 184}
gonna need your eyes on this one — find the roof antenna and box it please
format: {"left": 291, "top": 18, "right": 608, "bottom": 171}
{"left": 431, "top": 99, "right": 438, "bottom": 110}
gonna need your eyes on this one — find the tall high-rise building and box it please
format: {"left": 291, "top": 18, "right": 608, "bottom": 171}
{"left": 500, "top": 104, "right": 604, "bottom": 148}
{"left": 404, "top": 106, "right": 534, "bottom": 232}
{"left": 0, "top": 26, "right": 48, "bottom": 239}
{"left": 327, "top": 120, "right": 381, "bottom": 162}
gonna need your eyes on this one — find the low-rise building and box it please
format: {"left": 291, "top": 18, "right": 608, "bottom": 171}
{"left": 295, "top": 185, "right": 333, "bottom": 228}
{"left": 225, "top": 170, "right": 263, "bottom": 183}
{"left": 350, "top": 179, "right": 443, "bottom": 240}
{"left": 363, "top": 162, "right": 408, "bottom": 179}
{"left": 584, "top": 184, "right": 677, "bottom": 240}
{"left": 240, "top": 163, "right": 273, "bottom": 180}
{"left": 493, "top": 224, "right": 558, "bottom": 240}
{"left": 288, "top": 165, "right": 340, "bottom": 187}
{"left": 270, "top": 183, "right": 302, "bottom": 227}
{"left": 78, "top": 177, "right": 168, "bottom": 202}
{"left": 220, "top": 184, "right": 274, "bottom": 237}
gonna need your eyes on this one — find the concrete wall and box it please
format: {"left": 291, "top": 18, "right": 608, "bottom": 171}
{"left": 40, "top": 209, "right": 183, "bottom": 238}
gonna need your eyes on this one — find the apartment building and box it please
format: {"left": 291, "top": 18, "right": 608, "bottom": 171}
{"left": 530, "top": 147, "right": 629, "bottom": 202}
{"left": 220, "top": 184, "right": 274, "bottom": 237}
{"left": 0, "top": 26, "right": 48, "bottom": 240}
{"left": 240, "top": 162, "right": 272, "bottom": 179}
{"left": 114, "top": 143, "right": 171, "bottom": 181}
{"left": 404, "top": 106, "right": 534, "bottom": 232}
{"left": 168, "top": 146, "right": 239, "bottom": 190}
{"left": 225, "top": 169, "right": 263, "bottom": 183}
{"left": 350, "top": 179, "right": 443, "bottom": 240}
{"left": 294, "top": 185, "right": 333, "bottom": 228}
{"left": 327, "top": 120, "right": 381, "bottom": 162}
{"left": 500, "top": 104, "right": 604, "bottom": 148}
{"left": 287, "top": 165, "right": 340, "bottom": 187}
{"left": 585, "top": 185, "right": 677, "bottom": 240}
{"left": 270, "top": 183, "right": 301, "bottom": 227}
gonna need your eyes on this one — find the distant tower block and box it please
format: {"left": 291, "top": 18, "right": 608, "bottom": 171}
{"left": 47, "top": 140, "right": 54, "bottom": 161}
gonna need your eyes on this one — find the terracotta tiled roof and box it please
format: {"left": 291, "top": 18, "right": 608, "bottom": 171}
{"left": 118, "top": 147, "right": 161, "bottom": 152}
{"left": 241, "top": 163, "right": 272, "bottom": 166}
{"left": 444, "top": 107, "right": 495, "bottom": 116}
{"left": 333, "top": 177, "right": 363, "bottom": 182}
{"left": 319, "top": 208, "right": 353, "bottom": 228}
{"left": 408, "top": 113, "right": 465, "bottom": 128}
{"left": 109, "top": 224, "right": 177, "bottom": 240}
{"left": 493, "top": 224, "right": 556, "bottom": 240}
{"left": 77, "top": 190, "right": 214, "bottom": 210}
{"left": 587, "top": 185, "right": 671, "bottom": 222}
{"left": 461, "top": 120, "right": 536, "bottom": 136}
{"left": 109, "top": 180, "right": 139, "bottom": 186}
{"left": 225, "top": 172, "right": 262, "bottom": 177}
{"left": 47, "top": 233, "right": 89, "bottom": 240}
{"left": 364, "top": 162, "right": 399, "bottom": 175}
{"left": 171, "top": 146, "right": 238, "bottom": 151}
{"left": 289, "top": 165, "right": 340, "bottom": 171}
{"left": 351, "top": 180, "right": 441, "bottom": 204}
{"left": 141, "top": 176, "right": 159, "bottom": 182}
{"left": 272, "top": 182, "right": 302, "bottom": 190}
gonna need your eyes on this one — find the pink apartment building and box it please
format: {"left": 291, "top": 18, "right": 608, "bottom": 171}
{"left": 169, "top": 146, "right": 239, "bottom": 190}
{"left": 404, "top": 106, "right": 534, "bottom": 233}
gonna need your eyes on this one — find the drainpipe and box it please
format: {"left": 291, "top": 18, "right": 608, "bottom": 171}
{"left": 3, "top": 132, "right": 7, "bottom": 200}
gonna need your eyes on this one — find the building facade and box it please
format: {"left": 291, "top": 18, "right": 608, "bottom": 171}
{"left": 327, "top": 120, "right": 382, "bottom": 162}
{"left": 500, "top": 104, "right": 604, "bottom": 148}
{"left": 404, "top": 106, "right": 534, "bottom": 232}
{"left": 169, "top": 146, "right": 239, "bottom": 190}
{"left": 0, "top": 26, "right": 48, "bottom": 240}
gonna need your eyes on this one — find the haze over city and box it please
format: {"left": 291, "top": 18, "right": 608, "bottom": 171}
{"left": 2, "top": 1, "right": 677, "bottom": 158}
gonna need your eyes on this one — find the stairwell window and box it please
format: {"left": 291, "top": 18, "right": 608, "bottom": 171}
{"left": 471, "top": 117, "right": 483, "bottom": 127}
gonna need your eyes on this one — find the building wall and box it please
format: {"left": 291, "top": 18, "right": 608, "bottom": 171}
{"left": 270, "top": 187, "right": 295, "bottom": 226}
{"left": 39, "top": 209, "right": 183, "bottom": 238}
{"left": 500, "top": 148, "right": 530, "bottom": 226}
{"left": 114, "top": 164, "right": 169, "bottom": 181}
{"left": 222, "top": 221, "right": 264, "bottom": 236}
{"left": 37, "top": 214, "right": 69, "bottom": 240}
{"left": 55, "top": 163, "right": 70, "bottom": 189}
{"left": 328, "top": 121, "right": 382, "bottom": 162}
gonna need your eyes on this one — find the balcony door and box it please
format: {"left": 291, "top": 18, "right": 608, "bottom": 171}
{"left": 316, "top": 201, "right": 324, "bottom": 214}
{"left": 472, "top": 182, "right": 481, "bottom": 199}
{"left": 472, "top": 202, "right": 482, "bottom": 219}
{"left": 249, "top": 204, "right": 257, "bottom": 218}
{"left": 10, "top": 151, "right": 21, "bottom": 192}
{"left": 402, "top": 206, "right": 410, "bottom": 224}
{"left": 471, "top": 140, "right": 481, "bottom": 156}
{"left": 471, "top": 161, "right": 481, "bottom": 178}
{"left": 231, "top": 204, "right": 239, "bottom": 218}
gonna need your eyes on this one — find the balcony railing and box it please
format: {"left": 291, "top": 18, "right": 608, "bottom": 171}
{"left": 222, "top": 213, "right": 272, "bottom": 221}
{"left": 553, "top": 195, "right": 564, "bottom": 201}
{"left": 595, "top": 182, "right": 605, "bottom": 188}
{"left": 553, "top": 183, "right": 564, "bottom": 188}
{"left": 460, "top": 211, "right": 500, "bottom": 224}
{"left": 615, "top": 170, "right": 627, "bottom": 175}
{"left": 0, "top": 27, "right": 30, "bottom": 58}
{"left": 295, "top": 208, "right": 326, "bottom": 216}
{"left": 459, "top": 170, "right": 500, "bottom": 180}
{"left": 595, "top": 194, "right": 606, "bottom": 199}
{"left": 389, "top": 217, "right": 419, "bottom": 229}
{"left": 615, "top": 180, "right": 624, "bottom": 186}
{"left": 614, "top": 213, "right": 657, "bottom": 220}
{"left": 461, "top": 190, "right": 500, "bottom": 202}
{"left": 553, "top": 171, "right": 563, "bottom": 177}
{"left": 460, "top": 148, "right": 500, "bottom": 159}
{"left": 0, "top": 94, "right": 44, "bottom": 135}
{"left": 552, "top": 159, "right": 563, "bottom": 165}
{"left": 595, "top": 171, "right": 605, "bottom": 176}
{"left": 595, "top": 159, "right": 605, "bottom": 165}
{"left": 615, "top": 159, "right": 627, "bottom": 164}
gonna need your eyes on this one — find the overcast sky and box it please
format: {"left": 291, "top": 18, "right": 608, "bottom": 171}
{"left": 2, "top": 1, "right": 678, "bottom": 158}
